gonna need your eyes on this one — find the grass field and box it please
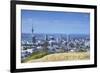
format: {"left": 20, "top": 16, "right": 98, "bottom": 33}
{"left": 21, "top": 51, "right": 48, "bottom": 63}
{"left": 23, "top": 52, "right": 90, "bottom": 63}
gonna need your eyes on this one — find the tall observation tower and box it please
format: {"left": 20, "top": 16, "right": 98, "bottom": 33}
{"left": 32, "top": 24, "right": 36, "bottom": 44}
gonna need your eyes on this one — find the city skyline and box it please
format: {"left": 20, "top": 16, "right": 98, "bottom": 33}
{"left": 21, "top": 10, "right": 90, "bottom": 34}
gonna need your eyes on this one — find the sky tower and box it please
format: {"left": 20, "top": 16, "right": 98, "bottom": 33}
{"left": 32, "top": 24, "right": 36, "bottom": 44}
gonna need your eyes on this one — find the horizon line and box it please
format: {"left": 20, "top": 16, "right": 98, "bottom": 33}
{"left": 21, "top": 32, "right": 90, "bottom": 35}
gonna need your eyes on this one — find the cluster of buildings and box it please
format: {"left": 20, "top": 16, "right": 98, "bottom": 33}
{"left": 21, "top": 25, "right": 90, "bottom": 60}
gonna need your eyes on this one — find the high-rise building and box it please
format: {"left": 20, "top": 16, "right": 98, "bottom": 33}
{"left": 32, "top": 24, "right": 36, "bottom": 43}
{"left": 67, "top": 35, "right": 69, "bottom": 42}
{"left": 45, "top": 34, "right": 48, "bottom": 41}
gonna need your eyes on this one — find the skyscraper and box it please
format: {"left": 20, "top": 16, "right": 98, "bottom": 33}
{"left": 32, "top": 24, "right": 36, "bottom": 43}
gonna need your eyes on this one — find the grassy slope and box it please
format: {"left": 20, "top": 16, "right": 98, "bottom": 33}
{"left": 25, "top": 52, "right": 90, "bottom": 63}
{"left": 22, "top": 51, "right": 48, "bottom": 63}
